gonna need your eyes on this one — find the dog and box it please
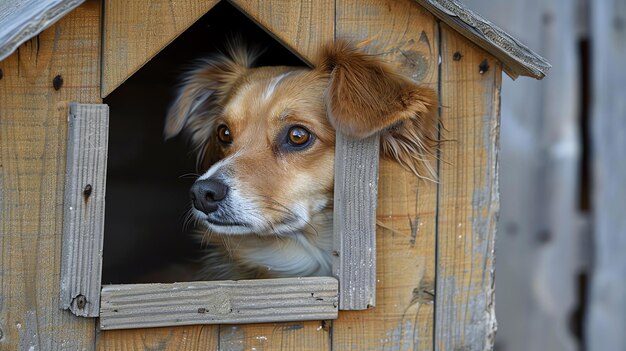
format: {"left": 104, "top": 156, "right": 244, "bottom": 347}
{"left": 164, "top": 40, "right": 438, "bottom": 280}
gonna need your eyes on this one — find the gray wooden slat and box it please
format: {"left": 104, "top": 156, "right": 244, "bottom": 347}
{"left": 59, "top": 103, "right": 109, "bottom": 317}
{"left": 0, "top": 0, "right": 85, "bottom": 62}
{"left": 99, "top": 277, "right": 339, "bottom": 330}
{"left": 415, "top": 0, "right": 551, "bottom": 80}
{"left": 332, "top": 132, "right": 379, "bottom": 310}
{"left": 587, "top": 0, "right": 626, "bottom": 350}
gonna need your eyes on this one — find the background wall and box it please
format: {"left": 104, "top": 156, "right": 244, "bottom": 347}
{"left": 463, "top": 0, "right": 625, "bottom": 350}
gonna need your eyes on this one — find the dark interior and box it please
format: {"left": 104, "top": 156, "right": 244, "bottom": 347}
{"left": 102, "top": 1, "right": 306, "bottom": 284}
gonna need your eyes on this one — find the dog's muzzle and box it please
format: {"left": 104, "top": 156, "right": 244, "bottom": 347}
{"left": 190, "top": 178, "right": 229, "bottom": 215}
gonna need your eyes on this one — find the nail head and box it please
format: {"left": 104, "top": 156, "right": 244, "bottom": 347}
{"left": 53, "top": 75, "right": 63, "bottom": 90}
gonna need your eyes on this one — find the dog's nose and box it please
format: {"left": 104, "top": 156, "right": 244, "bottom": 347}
{"left": 190, "top": 179, "right": 229, "bottom": 214}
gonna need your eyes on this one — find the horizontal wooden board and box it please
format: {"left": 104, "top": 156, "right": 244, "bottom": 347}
{"left": 99, "top": 277, "right": 339, "bottom": 330}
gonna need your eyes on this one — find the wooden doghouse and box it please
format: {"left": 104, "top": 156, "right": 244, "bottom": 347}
{"left": 0, "top": 0, "right": 549, "bottom": 350}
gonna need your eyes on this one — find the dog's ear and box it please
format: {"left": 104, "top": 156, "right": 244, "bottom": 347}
{"left": 164, "top": 43, "right": 258, "bottom": 142}
{"left": 318, "top": 40, "right": 439, "bottom": 179}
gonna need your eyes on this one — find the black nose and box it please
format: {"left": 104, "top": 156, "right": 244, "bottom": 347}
{"left": 190, "top": 178, "right": 229, "bottom": 215}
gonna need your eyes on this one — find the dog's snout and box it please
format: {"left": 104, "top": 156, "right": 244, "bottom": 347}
{"left": 190, "top": 179, "right": 229, "bottom": 214}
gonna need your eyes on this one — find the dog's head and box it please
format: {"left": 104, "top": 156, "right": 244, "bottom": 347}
{"left": 165, "top": 41, "right": 438, "bottom": 236}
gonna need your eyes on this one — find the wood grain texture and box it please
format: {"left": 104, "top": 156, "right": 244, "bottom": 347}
{"left": 332, "top": 133, "right": 379, "bottom": 310}
{"left": 0, "top": 1, "right": 101, "bottom": 349}
{"left": 587, "top": 0, "right": 626, "bottom": 349}
{"left": 59, "top": 103, "right": 109, "bottom": 317}
{"left": 415, "top": 0, "right": 550, "bottom": 79}
{"left": 333, "top": 0, "right": 439, "bottom": 349}
{"left": 96, "top": 325, "right": 219, "bottom": 351}
{"left": 435, "top": 24, "right": 500, "bottom": 351}
{"left": 229, "top": 0, "right": 334, "bottom": 65}
{"left": 0, "top": 0, "right": 85, "bottom": 62}
{"left": 99, "top": 278, "right": 338, "bottom": 330}
{"left": 101, "top": 0, "right": 219, "bottom": 97}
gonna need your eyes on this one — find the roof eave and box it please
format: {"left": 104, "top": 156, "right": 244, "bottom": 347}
{"left": 416, "top": 0, "right": 551, "bottom": 80}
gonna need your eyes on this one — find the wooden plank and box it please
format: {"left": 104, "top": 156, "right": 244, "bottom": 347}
{"left": 218, "top": 321, "right": 330, "bottom": 351}
{"left": 0, "top": 1, "right": 101, "bottom": 349}
{"left": 102, "top": 0, "right": 220, "bottom": 97}
{"left": 333, "top": 0, "right": 439, "bottom": 349}
{"left": 462, "top": 1, "right": 582, "bottom": 350}
{"left": 415, "top": 0, "right": 551, "bottom": 79}
{"left": 332, "top": 133, "right": 379, "bottom": 310}
{"left": 434, "top": 24, "right": 500, "bottom": 351}
{"left": 96, "top": 325, "right": 219, "bottom": 351}
{"left": 587, "top": 0, "right": 626, "bottom": 349}
{"left": 99, "top": 278, "right": 339, "bottom": 330}
{"left": 229, "top": 0, "right": 334, "bottom": 65}
{"left": 0, "top": 0, "right": 85, "bottom": 62}
{"left": 59, "top": 103, "right": 109, "bottom": 317}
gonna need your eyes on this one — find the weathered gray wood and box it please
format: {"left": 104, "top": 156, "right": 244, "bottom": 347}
{"left": 434, "top": 25, "right": 500, "bottom": 351}
{"left": 462, "top": 1, "right": 582, "bottom": 350}
{"left": 415, "top": 0, "right": 551, "bottom": 80}
{"left": 0, "top": 0, "right": 85, "bottom": 62}
{"left": 99, "top": 277, "right": 339, "bottom": 330}
{"left": 59, "top": 103, "right": 109, "bottom": 317}
{"left": 332, "top": 132, "right": 379, "bottom": 310}
{"left": 587, "top": 0, "right": 626, "bottom": 350}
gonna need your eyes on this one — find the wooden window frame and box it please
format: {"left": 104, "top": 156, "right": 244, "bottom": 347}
{"left": 59, "top": 102, "right": 379, "bottom": 330}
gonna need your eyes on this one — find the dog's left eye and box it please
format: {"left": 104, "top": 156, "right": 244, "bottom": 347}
{"left": 287, "top": 126, "right": 312, "bottom": 147}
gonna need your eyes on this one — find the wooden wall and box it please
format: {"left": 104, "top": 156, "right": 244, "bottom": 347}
{"left": 0, "top": 1, "right": 102, "bottom": 349}
{"left": 1, "top": 0, "right": 501, "bottom": 349}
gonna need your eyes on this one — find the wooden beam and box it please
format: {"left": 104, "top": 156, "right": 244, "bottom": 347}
{"left": 101, "top": 0, "right": 219, "bottom": 97}
{"left": 332, "top": 133, "right": 379, "bottom": 310}
{"left": 0, "top": 1, "right": 102, "bottom": 349}
{"left": 435, "top": 24, "right": 500, "bottom": 351}
{"left": 99, "top": 278, "right": 339, "bottom": 330}
{"left": 59, "top": 103, "right": 109, "bottom": 317}
{"left": 415, "top": 0, "right": 551, "bottom": 79}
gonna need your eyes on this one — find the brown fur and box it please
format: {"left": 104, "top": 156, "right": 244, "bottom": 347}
{"left": 166, "top": 40, "right": 438, "bottom": 280}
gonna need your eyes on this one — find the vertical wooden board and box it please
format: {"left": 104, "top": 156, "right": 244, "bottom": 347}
{"left": 229, "top": 0, "right": 334, "bottom": 64}
{"left": 333, "top": 133, "right": 379, "bottom": 310}
{"left": 435, "top": 24, "right": 500, "bottom": 351}
{"left": 333, "top": 0, "right": 439, "bottom": 349}
{"left": 60, "top": 103, "right": 109, "bottom": 317}
{"left": 0, "top": 1, "right": 101, "bottom": 350}
{"left": 96, "top": 325, "right": 219, "bottom": 351}
{"left": 587, "top": 0, "right": 626, "bottom": 350}
{"left": 102, "top": 0, "right": 220, "bottom": 97}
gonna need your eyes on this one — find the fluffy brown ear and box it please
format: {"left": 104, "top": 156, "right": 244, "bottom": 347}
{"left": 164, "top": 43, "right": 259, "bottom": 144}
{"left": 318, "top": 40, "right": 439, "bottom": 179}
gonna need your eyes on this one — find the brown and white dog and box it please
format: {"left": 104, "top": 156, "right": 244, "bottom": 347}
{"left": 164, "top": 41, "right": 438, "bottom": 280}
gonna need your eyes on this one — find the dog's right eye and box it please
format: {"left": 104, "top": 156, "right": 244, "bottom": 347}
{"left": 216, "top": 125, "right": 232, "bottom": 145}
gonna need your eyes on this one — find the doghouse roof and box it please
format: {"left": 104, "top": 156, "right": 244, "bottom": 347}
{"left": 0, "top": 0, "right": 550, "bottom": 79}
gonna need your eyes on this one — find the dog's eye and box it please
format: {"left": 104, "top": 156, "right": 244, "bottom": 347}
{"left": 287, "top": 126, "right": 311, "bottom": 147}
{"left": 216, "top": 125, "right": 232, "bottom": 145}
